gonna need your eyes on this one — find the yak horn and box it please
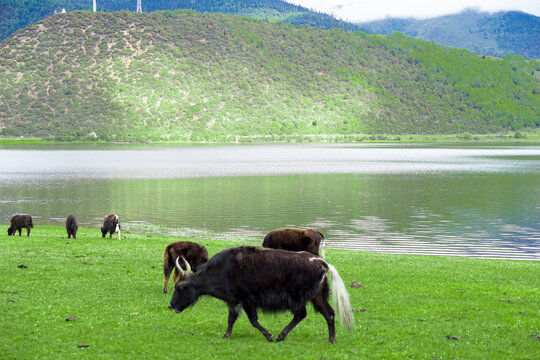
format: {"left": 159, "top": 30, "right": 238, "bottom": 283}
{"left": 175, "top": 256, "right": 185, "bottom": 277}
{"left": 181, "top": 256, "right": 192, "bottom": 274}
{"left": 175, "top": 256, "right": 192, "bottom": 278}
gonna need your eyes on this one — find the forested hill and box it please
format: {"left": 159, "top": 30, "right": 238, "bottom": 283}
{"left": 0, "top": 11, "right": 538, "bottom": 142}
{"left": 0, "top": 0, "right": 364, "bottom": 42}
{"left": 360, "top": 10, "right": 540, "bottom": 59}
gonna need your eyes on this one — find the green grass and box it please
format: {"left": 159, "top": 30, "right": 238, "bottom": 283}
{"left": 1, "top": 226, "right": 538, "bottom": 359}
{"left": 0, "top": 137, "right": 49, "bottom": 145}
{"left": 1, "top": 129, "right": 540, "bottom": 145}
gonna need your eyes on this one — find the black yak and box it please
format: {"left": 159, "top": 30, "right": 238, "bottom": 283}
{"left": 163, "top": 241, "right": 208, "bottom": 293}
{"left": 263, "top": 228, "right": 326, "bottom": 258}
{"left": 7, "top": 215, "right": 33, "bottom": 236}
{"left": 101, "top": 214, "right": 121, "bottom": 239}
{"left": 66, "top": 215, "right": 78, "bottom": 239}
{"left": 169, "top": 246, "right": 354, "bottom": 343}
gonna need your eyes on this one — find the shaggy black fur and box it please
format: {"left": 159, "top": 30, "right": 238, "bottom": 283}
{"left": 66, "top": 215, "right": 78, "bottom": 239}
{"left": 169, "top": 246, "right": 338, "bottom": 342}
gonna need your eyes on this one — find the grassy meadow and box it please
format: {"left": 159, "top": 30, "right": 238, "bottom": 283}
{"left": 1, "top": 129, "right": 540, "bottom": 145}
{"left": 1, "top": 226, "right": 538, "bottom": 359}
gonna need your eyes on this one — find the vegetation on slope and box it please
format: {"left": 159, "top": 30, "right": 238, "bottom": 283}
{"left": 0, "top": 10, "right": 538, "bottom": 142}
{"left": 360, "top": 9, "right": 540, "bottom": 59}
{"left": 0, "top": 0, "right": 364, "bottom": 43}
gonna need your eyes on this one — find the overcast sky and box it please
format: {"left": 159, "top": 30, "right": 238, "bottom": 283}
{"left": 285, "top": 0, "right": 540, "bottom": 22}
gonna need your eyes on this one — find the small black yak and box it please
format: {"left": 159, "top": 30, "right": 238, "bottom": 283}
{"left": 163, "top": 241, "right": 208, "bottom": 293}
{"left": 169, "top": 246, "right": 354, "bottom": 343}
{"left": 101, "top": 214, "right": 121, "bottom": 240}
{"left": 66, "top": 215, "right": 78, "bottom": 239}
{"left": 263, "top": 228, "right": 326, "bottom": 258}
{"left": 7, "top": 215, "right": 33, "bottom": 236}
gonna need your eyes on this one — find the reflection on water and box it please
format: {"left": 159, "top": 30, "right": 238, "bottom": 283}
{"left": 0, "top": 143, "right": 539, "bottom": 260}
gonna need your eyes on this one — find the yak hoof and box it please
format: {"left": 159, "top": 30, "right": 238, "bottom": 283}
{"left": 266, "top": 334, "right": 274, "bottom": 342}
{"left": 329, "top": 336, "right": 336, "bottom": 343}
{"left": 223, "top": 333, "right": 231, "bottom": 339}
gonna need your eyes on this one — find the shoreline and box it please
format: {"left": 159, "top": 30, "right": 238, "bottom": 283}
{"left": 1, "top": 130, "right": 540, "bottom": 145}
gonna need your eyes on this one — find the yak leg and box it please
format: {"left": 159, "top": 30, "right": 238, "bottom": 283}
{"left": 18, "top": 228, "right": 22, "bottom": 236}
{"left": 172, "top": 267, "right": 179, "bottom": 285}
{"left": 26, "top": 226, "right": 31, "bottom": 236}
{"left": 276, "top": 306, "right": 307, "bottom": 342}
{"left": 312, "top": 291, "right": 336, "bottom": 343}
{"left": 242, "top": 303, "right": 273, "bottom": 342}
{"left": 223, "top": 304, "right": 242, "bottom": 338}
{"left": 163, "top": 265, "right": 172, "bottom": 294}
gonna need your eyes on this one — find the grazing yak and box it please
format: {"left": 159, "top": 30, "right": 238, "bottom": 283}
{"left": 101, "top": 214, "right": 121, "bottom": 240}
{"left": 169, "top": 246, "right": 354, "bottom": 343}
{"left": 66, "top": 215, "right": 78, "bottom": 239}
{"left": 163, "top": 241, "right": 208, "bottom": 293}
{"left": 7, "top": 215, "right": 33, "bottom": 236}
{"left": 263, "top": 228, "right": 326, "bottom": 258}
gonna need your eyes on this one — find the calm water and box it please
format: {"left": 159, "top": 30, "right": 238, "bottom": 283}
{"left": 1, "top": 143, "right": 539, "bottom": 260}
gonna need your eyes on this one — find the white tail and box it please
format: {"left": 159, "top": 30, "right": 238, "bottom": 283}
{"left": 327, "top": 264, "right": 354, "bottom": 331}
{"left": 320, "top": 238, "right": 326, "bottom": 259}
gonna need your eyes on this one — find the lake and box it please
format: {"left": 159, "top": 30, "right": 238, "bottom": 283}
{"left": 1, "top": 143, "right": 539, "bottom": 260}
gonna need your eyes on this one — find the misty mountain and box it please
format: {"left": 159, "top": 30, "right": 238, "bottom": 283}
{"left": 360, "top": 9, "right": 540, "bottom": 59}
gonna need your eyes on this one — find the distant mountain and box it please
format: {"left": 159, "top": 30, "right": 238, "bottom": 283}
{"left": 0, "top": 11, "right": 537, "bottom": 141}
{"left": 360, "top": 9, "right": 540, "bottom": 59}
{"left": 0, "top": 0, "right": 365, "bottom": 43}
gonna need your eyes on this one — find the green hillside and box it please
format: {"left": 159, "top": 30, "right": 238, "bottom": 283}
{"left": 0, "top": 11, "right": 538, "bottom": 142}
{"left": 361, "top": 10, "right": 540, "bottom": 59}
{"left": 0, "top": 0, "right": 364, "bottom": 43}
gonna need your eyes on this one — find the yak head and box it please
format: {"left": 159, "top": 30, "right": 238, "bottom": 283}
{"left": 7, "top": 227, "right": 13, "bottom": 235}
{"left": 169, "top": 257, "right": 198, "bottom": 313}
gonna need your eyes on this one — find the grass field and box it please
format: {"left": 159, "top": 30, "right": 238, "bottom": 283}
{"left": 1, "top": 226, "right": 538, "bottom": 359}
{"left": 1, "top": 130, "right": 540, "bottom": 145}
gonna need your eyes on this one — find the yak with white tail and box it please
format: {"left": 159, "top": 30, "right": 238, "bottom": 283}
{"left": 168, "top": 246, "right": 354, "bottom": 343}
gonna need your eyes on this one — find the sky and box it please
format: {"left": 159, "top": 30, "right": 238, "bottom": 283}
{"left": 285, "top": 0, "right": 540, "bottom": 22}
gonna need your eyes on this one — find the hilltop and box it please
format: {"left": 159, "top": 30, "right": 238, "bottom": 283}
{"left": 0, "top": 0, "right": 365, "bottom": 43}
{"left": 0, "top": 11, "right": 538, "bottom": 142}
{"left": 360, "top": 9, "right": 540, "bottom": 59}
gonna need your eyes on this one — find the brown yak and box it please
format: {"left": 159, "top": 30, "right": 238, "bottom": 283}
{"left": 7, "top": 215, "right": 33, "bottom": 236}
{"left": 163, "top": 241, "right": 208, "bottom": 293}
{"left": 101, "top": 214, "right": 121, "bottom": 240}
{"left": 262, "top": 228, "right": 326, "bottom": 258}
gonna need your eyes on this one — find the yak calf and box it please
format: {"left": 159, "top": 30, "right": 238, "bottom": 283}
{"left": 163, "top": 241, "right": 208, "bottom": 293}
{"left": 7, "top": 215, "right": 33, "bottom": 236}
